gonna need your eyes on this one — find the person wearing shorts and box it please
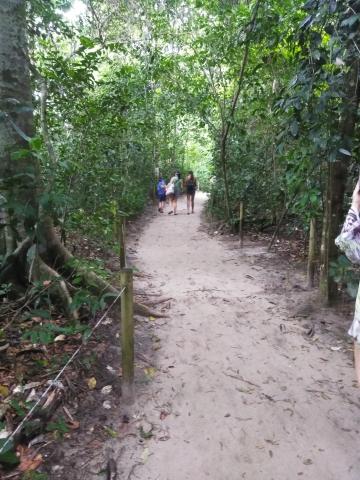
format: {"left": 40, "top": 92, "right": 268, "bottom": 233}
{"left": 156, "top": 177, "right": 166, "bottom": 213}
{"left": 167, "top": 171, "right": 182, "bottom": 215}
{"left": 185, "top": 171, "right": 197, "bottom": 214}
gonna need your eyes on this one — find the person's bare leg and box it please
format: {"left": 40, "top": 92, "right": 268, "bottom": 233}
{"left": 354, "top": 341, "right": 360, "bottom": 384}
{"left": 187, "top": 194, "right": 190, "bottom": 214}
{"left": 168, "top": 196, "right": 173, "bottom": 214}
{"left": 174, "top": 197, "right": 177, "bottom": 215}
{"left": 191, "top": 193, "right": 195, "bottom": 213}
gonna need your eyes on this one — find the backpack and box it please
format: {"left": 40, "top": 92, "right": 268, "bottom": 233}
{"left": 157, "top": 180, "right": 165, "bottom": 196}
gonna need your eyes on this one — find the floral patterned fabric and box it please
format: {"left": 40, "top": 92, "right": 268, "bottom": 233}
{"left": 335, "top": 207, "right": 360, "bottom": 342}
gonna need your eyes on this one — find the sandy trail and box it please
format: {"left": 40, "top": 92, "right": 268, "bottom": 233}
{"left": 123, "top": 193, "right": 360, "bottom": 480}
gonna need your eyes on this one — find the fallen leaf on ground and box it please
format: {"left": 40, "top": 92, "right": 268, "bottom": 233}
{"left": 265, "top": 438, "right": 279, "bottom": 446}
{"left": 101, "top": 385, "right": 112, "bottom": 395}
{"left": 0, "top": 385, "right": 9, "bottom": 398}
{"left": 103, "top": 400, "right": 111, "bottom": 409}
{"left": 23, "top": 381, "right": 42, "bottom": 391}
{"left": 144, "top": 367, "right": 157, "bottom": 379}
{"left": 42, "top": 390, "right": 56, "bottom": 409}
{"left": 87, "top": 377, "right": 97, "bottom": 389}
{"left": 26, "top": 388, "right": 39, "bottom": 402}
{"left": 67, "top": 420, "right": 80, "bottom": 430}
{"left": 17, "top": 445, "right": 43, "bottom": 472}
{"left": 0, "top": 429, "right": 10, "bottom": 439}
{"left": 160, "top": 411, "right": 168, "bottom": 420}
{"left": 28, "top": 435, "right": 46, "bottom": 448}
{"left": 54, "top": 334, "right": 66, "bottom": 342}
{"left": 158, "top": 430, "right": 170, "bottom": 441}
{"left": 141, "top": 447, "right": 149, "bottom": 463}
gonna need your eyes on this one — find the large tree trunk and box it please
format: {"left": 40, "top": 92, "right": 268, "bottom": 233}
{"left": 0, "top": 0, "right": 39, "bottom": 252}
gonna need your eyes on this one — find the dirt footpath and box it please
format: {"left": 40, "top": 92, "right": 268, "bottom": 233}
{"left": 106, "top": 193, "right": 360, "bottom": 480}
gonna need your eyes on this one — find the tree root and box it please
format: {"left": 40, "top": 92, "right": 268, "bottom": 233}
{"left": 36, "top": 258, "right": 79, "bottom": 322}
{"left": 0, "top": 236, "right": 33, "bottom": 284}
{"left": 0, "top": 218, "right": 165, "bottom": 318}
{"left": 38, "top": 216, "right": 165, "bottom": 317}
{"left": 142, "top": 296, "right": 173, "bottom": 307}
{"left": 134, "top": 301, "right": 167, "bottom": 318}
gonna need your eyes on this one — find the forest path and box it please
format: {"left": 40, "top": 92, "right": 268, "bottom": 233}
{"left": 122, "top": 193, "right": 360, "bottom": 480}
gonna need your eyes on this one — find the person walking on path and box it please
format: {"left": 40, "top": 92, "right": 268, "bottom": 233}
{"left": 167, "top": 171, "right": 182, "bottom": 215}
{"left": 156, "top": 177, "right": 167, "bottom": 213}
{"left": 336, "top": 179, "right": 360, "bottom": 385}
{"left": 185, "top": 170, "right": 197, "bottom": 214}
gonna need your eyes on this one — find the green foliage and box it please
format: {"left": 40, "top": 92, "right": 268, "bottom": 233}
{"left": 22, "top": 472, "right": 48, "bottom": 480}
{"left": 46, "top": 416, "right": 70, "bottom": 437}
{"left": 9, "top": 399, "right": 27, "bottom": 418}
{"left": 0, "top": 283, "right": 12, "bottom": 296}
{"left": 68, "top": 257, "right": 109, "bottom": 282}
{"left": 0, "top": 439, "right": 19, "bottom": 468}
{"left": 330, "top": 255, "right": 360, "bottom": 299}
{"left": 22, "top": 322, "right": 90, "bottom": 345}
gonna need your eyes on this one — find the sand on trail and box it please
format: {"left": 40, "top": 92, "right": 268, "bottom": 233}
{"left": 118, "top": 193, "right": 360, "bottom": 480}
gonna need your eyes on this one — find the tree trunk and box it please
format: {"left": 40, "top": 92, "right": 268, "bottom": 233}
{"left": 0, "top": 0, "right": 39, "bottom": 247}
{"left": 319, "top": 60, "right": 360, "bottom": 304}
{"left": 307, "top": 217, "right": 317, "bottom": 288}
{"left": 319, "top": 160, "right": 349, "bottom": 302}
{"left": 219, "top": 129, "right": 231, "bottom": 221}
{"left": 218, "top": 0, "right": 261, "bottom": 221}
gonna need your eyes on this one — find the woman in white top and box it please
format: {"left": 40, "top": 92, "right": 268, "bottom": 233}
{"left": 166, "top": 171, "right": 181, "bottom": 215}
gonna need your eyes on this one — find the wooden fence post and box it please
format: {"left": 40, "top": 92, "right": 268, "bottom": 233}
{"left": 239, "top": 201, "right": 244, "bottom": 248}
{"left": 115, "top": 212, "right": 126, "bottom": 268}
{"left": 120, "top": 268, "right": 134, "bottom": 403}
{"left": 307, "top": 217, "right": 317, "bottom": 288}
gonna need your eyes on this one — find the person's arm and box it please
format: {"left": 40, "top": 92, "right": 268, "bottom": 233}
{"left": 335, "top": 181, "right": 360, "bottom": 264}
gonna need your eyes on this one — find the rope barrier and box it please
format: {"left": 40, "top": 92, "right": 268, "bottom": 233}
{"left": 0, "top": 287, "right": 126, "bottom": 455}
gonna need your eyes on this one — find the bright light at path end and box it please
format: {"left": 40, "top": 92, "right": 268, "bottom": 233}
{"left": 62, "top": 0, "right": 87, "bottom": 23}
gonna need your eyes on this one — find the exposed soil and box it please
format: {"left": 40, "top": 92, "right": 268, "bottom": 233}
{"left": 40, "top": 193, "right": 360, "bottom": 479}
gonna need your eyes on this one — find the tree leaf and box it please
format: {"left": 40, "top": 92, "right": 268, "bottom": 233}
{"left": 0, "top": 439, "right": 19, "bottom": 467}
{"left": 339, "top": 148, "right": 351, "bottom": 156}
{"left": 289, "top": 120, "right": 299, "bottom": 137}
